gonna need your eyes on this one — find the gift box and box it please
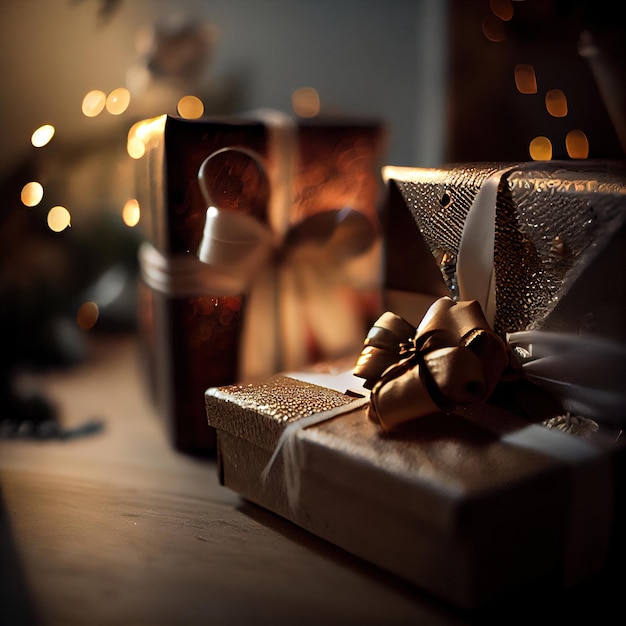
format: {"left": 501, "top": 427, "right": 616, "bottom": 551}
{"left": 204, "top": 159, "right": 626, "bottom": 608}
{"left": 205, "top": 367, "right": 623, "bottom": 610}
{"left": 380, "top": 161, "right": 626, "bottom": 343}
{"left": 135, "top": 112, "right": 386, "bottom": 454}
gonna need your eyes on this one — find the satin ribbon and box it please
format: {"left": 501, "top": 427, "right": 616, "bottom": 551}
{"left": 140, "top": 202, "right": 380, "bottom": 382}
{"left": 199, "top": 202, "right": 379, "bottom": 381}
{"left": 508, "top": 330, "right": 626, "bottom": 426}
{"left": 354, "top": 296, "right": 512, "bottom": 430}
{"left": 355, "top": 296, "right": 626, "bottom": 429}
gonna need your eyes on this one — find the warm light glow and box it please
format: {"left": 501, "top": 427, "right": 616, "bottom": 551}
{"left": 31, "top": 124, "right": 55, "bottom": 147}
{"left": 529, "top": 136, "right": 553, "bottom": 160}
{"left": 122, "top": 198, "right": 141, "bottom": 227}
{"left": 47, "top": 205, "right": 71, "bottom": 232}
{"left": 545, "top": 89, "right": 568, "bottom": 117}
{"left": 482, "top": 14, "right": 506, "bottom": 42}
{"left": 490, "top": 0, "right": 514, "bottom": 21}
{"left": 127, "top": 136, "right": 145, "bottom": 159}
{"left": 21, "top": 181, "right": 44, "bottom": 207}
{"left": 514, "top": 64, "right": 537, "bottom": 94}
{"left": 106, "top": 87, "right": 131, "bottom": 115}
{"left": 566, "top": 130, "right": 589, "bottom": 158}
{"left": 128, "top": 115, "right": 167, "bottom": 153}
{"left": 81, "top": 90, "right": 107, "bottom": 117}
{"left": 292, "top": 87, "right": 321, "bottom": 118}
{"left": 177, "top": 95, "right": 204, "bottom": 119}
{"left": 76, "top": 301, "right": 99, "bottom": 330}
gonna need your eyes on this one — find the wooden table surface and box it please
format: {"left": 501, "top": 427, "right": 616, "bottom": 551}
{"left": 0, "top": 333, "right": 622, "bottom": 625}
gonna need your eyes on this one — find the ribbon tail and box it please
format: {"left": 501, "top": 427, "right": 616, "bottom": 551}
{"left": 260, "top": 396, "right": 370, "bottom": 511}
{"left": 298, "top": 261, "right": 365, "bottom": 360}
{"left": 239, "top": 264, "right": 281, "bottom": 382}
{"left": 456, "top": 170, "right": 501, "bottom": 322}
{"left": 278, "top": 262, "right": 309, "bottom": 372}
{"left": 509, "top": 330, "right": 626, "bottom": 425}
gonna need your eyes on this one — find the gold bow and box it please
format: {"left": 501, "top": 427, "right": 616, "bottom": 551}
{"left": 353, "top": 296, "right": 513, "bottom": 430}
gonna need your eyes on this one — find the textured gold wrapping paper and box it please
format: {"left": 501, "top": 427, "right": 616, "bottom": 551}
{"left": 205, "top": 373, "right": 619, "bottom": 610}
{"left": 382, "top": 161, "right": 626, "bottom": 341}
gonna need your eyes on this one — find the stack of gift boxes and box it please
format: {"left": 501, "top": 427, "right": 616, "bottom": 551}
{"left": 136, "top": 113, "right": 626, "bottom": 609}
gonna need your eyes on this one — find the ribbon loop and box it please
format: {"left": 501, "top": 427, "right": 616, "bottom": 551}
{"left": 197, "top": 206, "right": 277, "bottom": 293}
{"left": 354, "top": 296, "right": 512, "bottom": 430}
{"left": 195, "top": 151, "right": 381, "bottom": 382}
{"left": 353, "top": 311, "right": 416, "bottom": 389}
{"left": 424, "top": 346, "right": 488, "bottom": 405}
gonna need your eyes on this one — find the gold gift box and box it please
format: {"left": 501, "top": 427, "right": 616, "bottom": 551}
{"left": 205, "top": 370, "right": 622, "bottom": 610}
{"left": 381, "top": 160, "right": 626, "bottom": 342}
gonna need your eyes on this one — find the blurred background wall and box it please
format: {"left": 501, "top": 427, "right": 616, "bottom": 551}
{"left": 0, "top": 0, "right": 623, "bottom": 369}
{"left": 0, "top": 0, "right": 447, "bottom": 177}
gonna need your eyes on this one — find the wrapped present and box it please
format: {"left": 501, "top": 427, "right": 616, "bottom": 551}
{"left": 205, "top": 357, "right": 622, "bottom": 610}
{"left": 380, "top": 161, "right": 626, "bottom": 425}
{"left": 380, "top": 161, "right": 626, "bottom": 342}
{"left": 205, "top": 158, "right": 626, "bottom": 607}
{"left": 135, "top": 112, "right": 386, "bottom": 454}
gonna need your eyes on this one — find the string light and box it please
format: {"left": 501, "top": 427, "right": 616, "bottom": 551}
{"left": 292, "top": 87, "right": 320, "bottom": 118}
{"left": 487, "top": 7, "right": 592, "bottom": 159}
{"left": 489, "top": 0, "right": 514, "bottom": 21}
{"left": 31, "top": 124, "right": 55, "bottom": 147}
{"left": 81, "top": 90, "right": 107, "bottom": 117}
{"left": 545, "top": 89, "right": 568, "bottom": 117}
{"left": 76, "top": 301, "right": 99, "bottom": 330}
{"left": 482, "top": 14, "right": 506, "bottom": 42}
{"left": 21, "top": 181, "right": 44, "bottom": 207}
{"left": 106, "top": 87, "right": 131, "bottom": 115}
{"left": 47, "top": 205, "right": 71, "bottom": 232}
{"left": 514, "top": 64, "right": 537, "bottom": 95}
{"left": 529, "top": 136, "right": 553, "bottom": 160}
{"left": 566, "top": 130, "right": 589, "bottom": 158}
{"left": 177, "top": 95, "right": 204, "bottom": 119}
{"left": 122, "top": 198, "right": 140, "bottom": 227}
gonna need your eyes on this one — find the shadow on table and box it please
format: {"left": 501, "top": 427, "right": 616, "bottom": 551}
{"left": 237, "top": 495, "right": 626, "bottom": 626}
{"left": 236, "top": 498, "right": 465, "bottom": 624}
{"left": 0, "top": 483, "right": 41, "bottom": 625}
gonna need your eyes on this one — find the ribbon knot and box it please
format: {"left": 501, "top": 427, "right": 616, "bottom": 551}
{"left": 197, "top": 147, "right": 379, "bottom": 382}
{"left": 354, "top": 296, "right": 513, "bottom": 430}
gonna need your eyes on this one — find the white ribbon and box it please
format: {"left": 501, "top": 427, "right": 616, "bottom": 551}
{"left": 508, "top": 330, "right": 626, "bottom": 426}
{"left": 456, "top": 164, "right": 524, "bottom": 325}
{"left": 138, "top": 240, "right": 246, "bottom": 298}
{"left": 260, "top": 395, "right": 370, "bottom": 512}
{"left": 456, "top": 162, "right": 626, "bottom": 424}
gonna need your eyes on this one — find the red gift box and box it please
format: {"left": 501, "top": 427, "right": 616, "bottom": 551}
{"left": 136, "top": 113, "right": 386, "bottom": 454}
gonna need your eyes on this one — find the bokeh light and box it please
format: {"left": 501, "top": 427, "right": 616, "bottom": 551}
{"left": 76, "top": 301, "right": 99, "bottom": 330}
{"left": 127, "top": 115, "right": 167, "bottom": 157}
{"left": 47, "top": 205, "right": 71, "bottom": 232}
{"left": 122, "top": 198, "right": 141, "bottom": 227}
{"left": 106, "top": 87, "right": 131, "bottom": 115}
{"left": 482, "top": 14, "right": 506, "bottom": 42}
{"left": 177, "top": 95, "right": 204, "bottom": 119}
{"left": 545, "top": 89, "right": 568, "bottom": 117}
{"left": 529, "top": 136, "right": 553, "bottom": 160}
{"left": 82, "top": 89, "right": 107, "bottom": 117}
{"left": 292, "top": 87, "right": 320, "bottom": 118}
{"left": 21, "top": 181, "right": 44, "bottom": 207}
{"left": 127, "top": 135, "right": 145, "bottom": 159}
{"left": 489, "top": 0, "right": 514, "bottom": 21}
{"left": 31, "top": 124, "right": 55, "bottom": 147}
{"left": 514, "top": 64, "right": 537, "bottom": 94}
{"left": 566, "top": 129, "right": 589, "bottom": 158}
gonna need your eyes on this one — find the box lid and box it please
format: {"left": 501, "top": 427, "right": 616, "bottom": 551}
{"left": 205, "top": 373, "right": 610, "bottom": 538}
